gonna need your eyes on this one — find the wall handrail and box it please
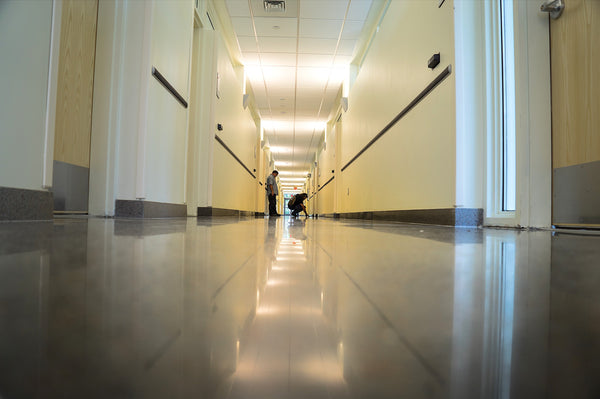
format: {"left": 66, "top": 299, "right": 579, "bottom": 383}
{"left": 341, "top": 65, "right": 452, "bottom": 172}
{"left": 151, "top": 66, "right": 188, "bottom": 108}
{"left": 215, "top": 135, "right": 256, "bottom": 179}
{"left": 318, "top": 176, "right": 335, "bottom": 192}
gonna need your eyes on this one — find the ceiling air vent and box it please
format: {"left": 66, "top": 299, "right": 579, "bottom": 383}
{"left": 264, "top": 0, "right": 285, "bottom": 12}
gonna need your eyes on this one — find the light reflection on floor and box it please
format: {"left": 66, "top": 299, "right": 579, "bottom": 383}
{"left": 0, "top": 217, "right": 599, "bottom": 398}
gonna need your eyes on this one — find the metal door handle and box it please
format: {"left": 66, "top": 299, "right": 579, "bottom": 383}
{"left": 541, "top": 0, "right": 564, "bottom": 19}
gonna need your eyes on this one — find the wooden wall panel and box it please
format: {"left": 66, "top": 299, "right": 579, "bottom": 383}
{"left": 551, "top": 0, "right": 600, "bottom": 169}
{"left": 54, "top": 0, "right": 98, "bottom": 168}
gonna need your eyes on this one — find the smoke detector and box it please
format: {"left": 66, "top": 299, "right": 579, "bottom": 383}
{"left": 264, "top": 0, "right": 285, "bottom": 12}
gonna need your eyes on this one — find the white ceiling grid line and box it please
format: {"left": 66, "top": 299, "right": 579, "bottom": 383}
{"left": 223, "top": 0, "right": 374, "bottom": 183}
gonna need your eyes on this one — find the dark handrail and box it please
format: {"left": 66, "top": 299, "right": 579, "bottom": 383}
{"left": 341, "top": 65, "right": 452, "bottom": 172}
{"left": 215, "top": 135, "right": 256, "bottom": 179}
{"left": 152, "top": 66, "right": 188, "bottom": 108}
{"left": 318, "top": 176, "right": 335, "bottom": 192}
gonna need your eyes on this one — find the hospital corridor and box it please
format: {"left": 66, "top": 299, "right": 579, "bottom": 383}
{"left": 1, "top": 0, "right": 599, "bottom": 397}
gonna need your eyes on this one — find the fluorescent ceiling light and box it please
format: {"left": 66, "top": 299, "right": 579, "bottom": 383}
{"left": 277, "top": 171, "right": 309, "bottom": 176}
{"left": 262, "top": 120, "right": 326, "bottom": 131}
{"left": 269, "top": 146, "right": 292, "bottom": 154}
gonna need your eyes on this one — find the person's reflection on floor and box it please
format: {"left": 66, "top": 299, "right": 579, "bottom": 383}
{"left": 288, "top": 217, "right": 307, "bottom": 241}
{"left": 264, "top": 217, "right": 278, "bottom": 262}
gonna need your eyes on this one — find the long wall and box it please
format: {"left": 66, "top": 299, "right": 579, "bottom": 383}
{"left": 316, "top": 122, "right": 338, "bottom": 215}
{"left": 89, "top": 0, "right": 261, "bottom": 217}
{"left": 144, "top": 1, "right": 193, "bottom": 205}
{"left": 90, "top": 0, "right": 195, "bottom": 215}
{"left": 338, "top": 0, "right": 457, "bottom": 215}
{"left": 0, "top": 1, "right": 53, "bottom": 192}
{"left": 211, "top": 35, "right": 259, "bottom": 213}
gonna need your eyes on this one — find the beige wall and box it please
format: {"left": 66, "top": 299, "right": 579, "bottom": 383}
{"left": 339, "top": 0, "right": 456, "bottom": 213}
{"left": 144, "top": 1, "right": 194, "bottom": 204}
{"left": 315, "top": 123, "right": 337, "bottom": 215}
{"left": 90, "top": 0, "right": 195, "bottom": 214}
{"left": 211, "top": 35, "right": 259, "bottom": 212}
{"left": 0, "top": 1, "right": 53, "bottom": 191}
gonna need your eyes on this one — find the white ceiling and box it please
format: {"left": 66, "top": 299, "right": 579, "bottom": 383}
{"left": 224, "top": 0, "right": 374, "bottom": 181}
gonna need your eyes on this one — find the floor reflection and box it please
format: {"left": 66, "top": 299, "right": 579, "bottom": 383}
{"left": 0, "top": 218, "right": 599, "bottom": 398}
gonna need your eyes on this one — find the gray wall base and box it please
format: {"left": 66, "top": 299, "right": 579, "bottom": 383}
{"left": 334, "top": 208, "right": 483, "bottom": 227}
{"left": 554, "top": 161, "right": 600, "bottom": 225}
{"left": 197, "top": 207, "right": 256, "bottom": 217}
{"left": 0, "top": 186, "right": 53, "bottom": 221}
{"left": 115, "top": 200, "right": 187, "bottom": 218}
{"left": 52, "top": 160, "right": 89, "bottom": 212}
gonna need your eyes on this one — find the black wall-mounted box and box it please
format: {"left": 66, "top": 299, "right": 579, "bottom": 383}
{"left": 428, "top": 53, "right": 441, "bottom": 70}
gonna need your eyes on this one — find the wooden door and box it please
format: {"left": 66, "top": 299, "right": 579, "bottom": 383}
{"left": 551, "top": 0, "right": 600, "bottom": 226}
{"left": 53, "top": 0, "right": 98, "bottom": 213}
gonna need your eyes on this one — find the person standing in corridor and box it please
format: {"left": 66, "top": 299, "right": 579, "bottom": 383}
{"left": 266, "top": 170, "right": 279, "bottom": 217}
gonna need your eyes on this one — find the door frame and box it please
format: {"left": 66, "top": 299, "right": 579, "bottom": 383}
{"left": 476, "top": 0, "right": 552, "bottom": 228}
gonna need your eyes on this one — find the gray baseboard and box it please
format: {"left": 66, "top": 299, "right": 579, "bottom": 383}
{"left": 197, "top": 207, "right": 257, "bottom": 217}
{"left": 554, "top": 161, "right": 600, "bottom": 225}
{"left": 335, "top": 208, "right": 483, "bottom": 227}
{"left": 115, "top": 200, "right": 187, "bottom": 218}
{"left": 0, "top": 186, "right": 53, "bottom": 221}
{"left": 52, "top": 160, "right": 89, "bottom": 212}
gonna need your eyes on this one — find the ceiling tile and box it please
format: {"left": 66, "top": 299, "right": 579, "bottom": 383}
{"left": 254, "top": 17, "right": 298, "bottom": 37}
{"left": 333, "top": 54, "right": 353, "bottom": 66}
{"left": 298, "top": 38, "right": 337, "bottom": 54}
{"left": 258, "top": 36, "right": 297, "bottom": 52}
{"left": 299, "top": 19, "right": 343, "bottom": 39}
{"left": 262, "top": 66, "right": 296, "bottom": 89}
{"left": 245, "top": 67, "right": 266, "bottom": 97}
{"left": 328, "top": 65, "right": 347, "bottom": 85}
{"left": 260, "top": 52, "right": 297, "bottom": 66}
{"left": 341, "top": 20, "right": 365, "bottom": 40}
{"left": 241, "top": 52, "right": 261, "bottom": 65}
{"left": 231, "top": 17, "right": 255, "bottom": 36}
{"left": 296, "top": 67, "right": 329, "bottom": 88}
{"left": 295, "top": 95, "right": 322, "bottom": 107}
{"left": 225, "top": 0, "right": 251, "bottom": 17}
{"left": 326, "top": 81, "right": 342, "bottom": 96}
{"left": 346, "top": 0, "right": 373, "bottom": 21}
{"left": 336, "top": 39, "right": 356, "bottom": 56}
{"left": 298, "top": 53, "right": 334, "bottom": 67}
{"left": 295, "top": 87, "right": 325, "bottom": 100}
{"left": 300, "top": 0, "right": 349, "bottom": 20}
{"left": 237, "top": 36, "right": 258, "bottom": 52}
{"left": 266, "top": 87, "right": 296, "bottom": 100}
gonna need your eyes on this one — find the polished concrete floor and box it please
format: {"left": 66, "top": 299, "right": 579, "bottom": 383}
{"left": 0, "top": 216, "right": 599, "bottom": 399}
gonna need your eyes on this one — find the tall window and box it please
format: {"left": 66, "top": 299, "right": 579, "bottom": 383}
{"left": 500, "top": 0, "right": 516, "bottom": 211}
